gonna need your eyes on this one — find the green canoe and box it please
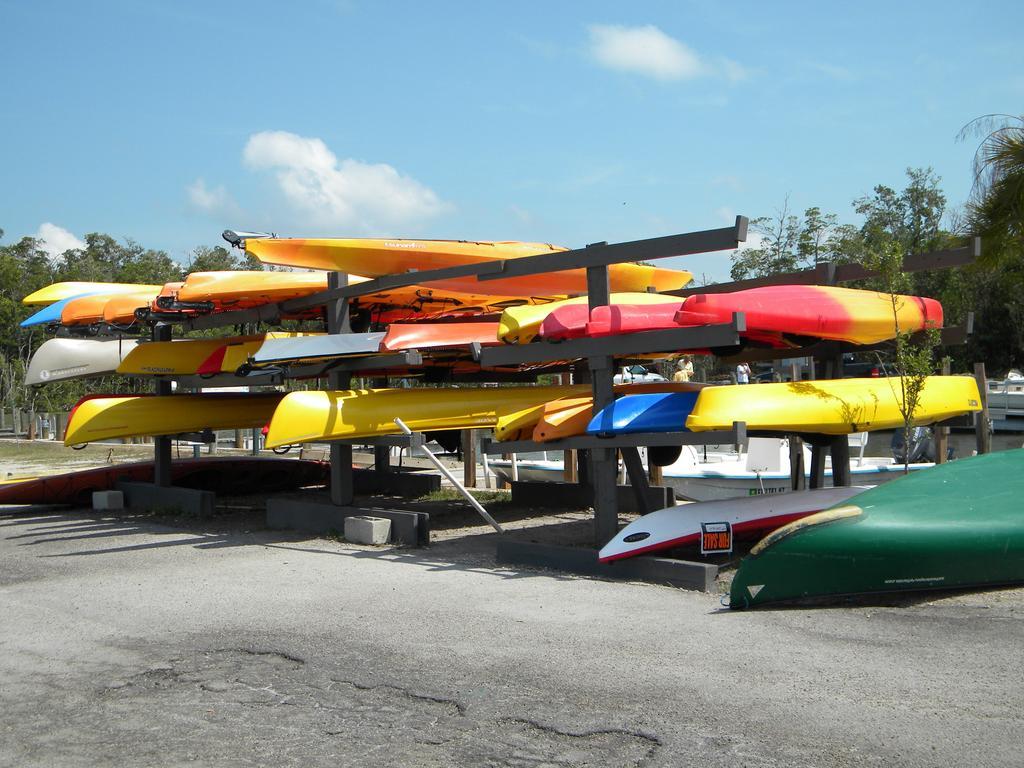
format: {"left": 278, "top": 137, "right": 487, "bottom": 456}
{"left": 729, "top": 449, "right": 1024, "bottom": 609}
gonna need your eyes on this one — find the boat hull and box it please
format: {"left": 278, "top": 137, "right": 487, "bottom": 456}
{"left": 0, "top": 458, "right": 329, "bottom": 506}
{"left": 64, "top": 393, "right": 284, "bottom": 444}
{"left": 729, "top": 449, "right": 1024, "bottom": 608}
{"left": 266, "top": 385, "right": 585, "bottom": 446}
{"left": 687, "top": 376, "right": 981, "bottom": 434}
{"left": 599, "top": 487, "right": 869, "bottom": 562}
{"left": 245, "top": 238, "right": 692, "bottom": 298}
{"left": 26, "top": 338, "right": 138, "bottom": 385}
{"left": 500, "top": 292, "right": 680, "bottom": 344}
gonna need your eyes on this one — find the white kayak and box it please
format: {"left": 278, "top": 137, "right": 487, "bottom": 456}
{"left": 598, "top": 486, "right": 869, "bottom": 563}
{"left": 25, "top": 337, "right": 138, "bottom": 386}
{"left": 250, "top": 332, "right": 385, "bottom": 366}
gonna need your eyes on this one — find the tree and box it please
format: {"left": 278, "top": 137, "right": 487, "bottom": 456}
{"left": 863, "top": 241, "right": 940, "bottom": 472}
{"left": 852, "top": 167, "right": 947, "bottom": 257}
{"left": 185, "top": 245, "right": 265, "bottom": 273}
{"left": 730, "top": 199, "right": 843, "bottom": 280}
{"left": 959, "top": 114, "right": 1024, "bottom": 262}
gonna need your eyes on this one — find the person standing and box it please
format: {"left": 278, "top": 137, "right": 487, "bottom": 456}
{"left": 672, "top": 356, "right": 694, "bottom": 383}
{"left": 736, "top": 362, "right": 751, "bottom": 384}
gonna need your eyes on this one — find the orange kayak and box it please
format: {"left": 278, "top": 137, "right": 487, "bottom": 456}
{"left": 103, "top": 293, "right": 155, "bottom": 324}
{"left": 60, "top": 290, "right": 160, "bottom": 326}
{"left": 169, "top": 270, "right": 563, "bottom": 322}
{"left": 381, "top": 322, "right": 501, "bottom": 351}
{"left": 244, "top": 238, "right": 693, "bottom": 297}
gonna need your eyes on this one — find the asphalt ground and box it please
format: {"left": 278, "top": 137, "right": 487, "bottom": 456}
{"left": 2, "top": 504, "right": 1023, "bottom": 767}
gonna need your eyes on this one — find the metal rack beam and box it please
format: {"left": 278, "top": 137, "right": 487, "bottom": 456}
{"left": 474, "top": 314, "right": 745, "bottom": 367}
{"left": 478, "top": 218, "right": 748, "bottom": 281}
{"left": 670, "top": 238, "right": 980, "bottom": 297}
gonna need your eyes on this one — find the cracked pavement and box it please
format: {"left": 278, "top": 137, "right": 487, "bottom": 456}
{"left": 1, "top": 510, "right": 1023, "bottom": 766}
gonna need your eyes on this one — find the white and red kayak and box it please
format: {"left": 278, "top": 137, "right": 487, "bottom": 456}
{"left": 598, "top": 486, "right": 869, "bottom": 563}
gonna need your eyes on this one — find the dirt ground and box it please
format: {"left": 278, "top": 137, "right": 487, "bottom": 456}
{"left": 2, "top": 437, "right": 1024, "bottom": 766}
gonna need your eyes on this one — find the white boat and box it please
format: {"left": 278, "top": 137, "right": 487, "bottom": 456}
{"left": 986, "top": 371, "right": 1024, "bottom": 427}
{"left": 598, "top": 486, "right": 869, "bottom": 562}
{"left": 25, "top": 337, "right": 138, "bottom": 385}
{"left": 489, "top": 435, "right": 932, "bottom": 502}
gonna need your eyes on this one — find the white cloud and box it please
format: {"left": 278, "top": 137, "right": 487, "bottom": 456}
{"left": 33, "top": 223, "right": 85, "bottom": 260}
{"left": 588, "top": 24, "right": 703, "bottom": 80}
{"left": 243, "top": 130, "right": 450, "bottom": 231}
{"left": 187, "top": 178, "right": 238, "bottom": 216}
{"left": 587, "top": 24, "right": 747, "bottom": 84}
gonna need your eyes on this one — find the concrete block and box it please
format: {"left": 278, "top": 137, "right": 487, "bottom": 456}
{"left": 116, "top": 481, "right": 215, "bottom": 517}
{"left": 344, "top": 515, "right": 392, "bottom": 545}
{"left": 92, "top": 490, "right": 124, "bottom": 511}
{"left": 266, "top": 498, "right": 429, "bottom": 546}
{"left": 495, "top": 540, "right": 717, "bottom": 592}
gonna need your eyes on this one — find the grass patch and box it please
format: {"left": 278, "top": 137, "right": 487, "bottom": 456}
{"left": 417, "top": 488, "right": 511, "bottom": 505}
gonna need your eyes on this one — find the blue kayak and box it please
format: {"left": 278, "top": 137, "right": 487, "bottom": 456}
{"left": 20, "top": 293, "right": 96, "bottom": 327}
{"left": 587, "top": 391, "right": 699, "bottom": 435}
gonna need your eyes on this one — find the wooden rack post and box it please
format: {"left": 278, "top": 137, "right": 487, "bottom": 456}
{"left": 327, "top": 272, "right": 355, "bottom": 505}
{"left": 153, "top": 323, "right": 173, "bottom": 487}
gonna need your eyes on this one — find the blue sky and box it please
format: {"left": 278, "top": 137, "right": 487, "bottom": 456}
{"left": 2, "top": 0, "right": 1022, "bottom": 281}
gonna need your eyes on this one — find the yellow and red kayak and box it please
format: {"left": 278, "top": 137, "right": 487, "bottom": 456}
{"left": 64, "top": 393, "right": 284, "bottom": 445}
{"left": 675, "top": 285, "right": 943, "bottom": 345}
{"left": 265, "top": 385, "right": 585, "bottom": 447}
{"left": 117, "top": 335, "right": 263, "bottom": 376}
{"left": 537, "top": 286, "right": 943, "bottom": 347}
{"left": 116, "top": 333, "right": 321, "bottom": 376}
{"left": 498, "top": 292, "right": 683, "bottom": 344}
{"left": 197, "top": 333, "right": 325, "bottom": 374}
{"left": 244, "top": 238, "right": 693, "bottom": 298}
{"left": 685, "top": 376, "right": 980, "bottom": 434}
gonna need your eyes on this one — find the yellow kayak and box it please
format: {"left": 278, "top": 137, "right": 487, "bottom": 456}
{"left": 116, "top": 333, "right": 318, "bottom": 376}
{"left": 117, "top": 336, "right": 258, "bottom": 376}
{"left": 22, "top": 282, "right": 163, "bottom": 306}
{"left": 686, "top": 376, "right": 982, "bottom": 434}
{"left": 64, "top": 393, "right": 284, "bottom": 445}
{"left": 498, "top": 292, "right": 684, "bottom": 344}
{"left": 245, "top": 238, "right": 692, "bottom": 298}
{"left": 493, "top": 382, "right": 706, "bottom": 442}
{"left": 265, "top": 385, "right": 584, "bottom": 447}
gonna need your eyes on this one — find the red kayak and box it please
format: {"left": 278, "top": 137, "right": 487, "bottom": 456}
{"left": 539, "top": 285, "right": 943, "bottom": 346}
{"left": 0, "top": 458, "right": 329, "bottom": 507}
{"left": 540, "top": 301, "right": 789, "bottom": 348}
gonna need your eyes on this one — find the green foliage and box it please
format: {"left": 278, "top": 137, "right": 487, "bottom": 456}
{"left": 0, "top": 227, "right": 265, "bottom": 414}
{"left": 960, "top": 114, "right": 1024, "bottom": 262}
{"left": 730, "top": 200, "right": 847, "bottom": 280}
{"left": 185, "top": 245, "right": 265, "bottom": 273}
{"left": 864, "top": 242, "right": 941, "bottom": 473}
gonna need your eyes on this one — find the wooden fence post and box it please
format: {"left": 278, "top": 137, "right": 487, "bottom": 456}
{"left": 462, "top": 429, "right": 477, "bottom": 488}
{"left": 974, "top": 362, "right": 991, "bottom": 455}
{"left": 935, "top": 358, "right": 950, "bottom": 463}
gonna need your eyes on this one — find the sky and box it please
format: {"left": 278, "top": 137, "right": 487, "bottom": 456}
{"left": 2, "top": 0, "right": 1022, "bottom": 282}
